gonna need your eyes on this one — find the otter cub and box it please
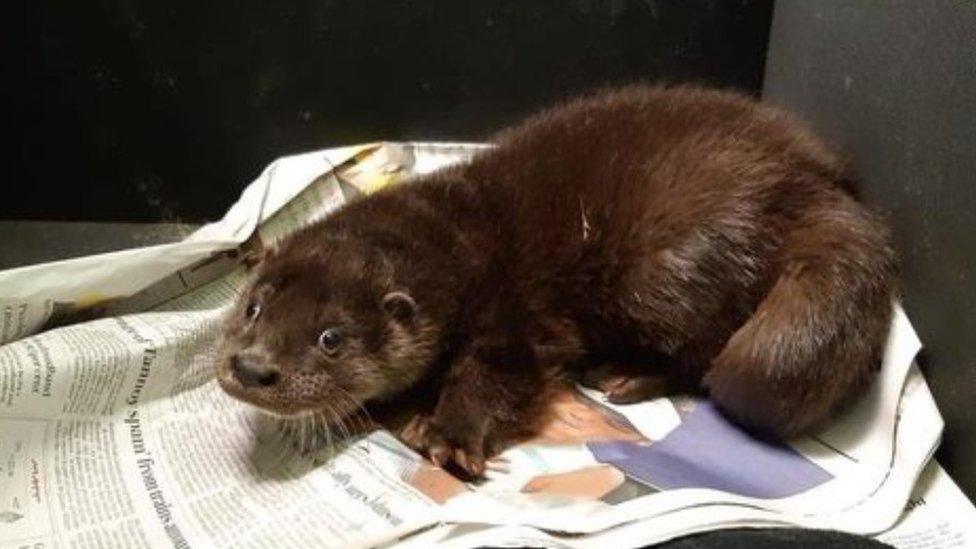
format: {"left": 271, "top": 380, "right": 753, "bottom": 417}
{"left": 215, "top": 85, "right": 896, "bottom": 476}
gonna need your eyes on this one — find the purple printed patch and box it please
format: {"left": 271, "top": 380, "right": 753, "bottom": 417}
{"left": 588, "top": 401, "right": 833, "bottom": 499}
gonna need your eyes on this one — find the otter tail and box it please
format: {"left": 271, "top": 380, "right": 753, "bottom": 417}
{"left": 704, "top": 193, "right": 897, "bottom": 438}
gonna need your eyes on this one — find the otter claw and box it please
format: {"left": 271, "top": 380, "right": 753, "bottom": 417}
{"left": 583, "top": 363, "right": 670, "bottom": 404}
{"left": 605, "top": 375, "right": 669, "bottom": 404}
{"left": 398, "top": 414, "right": 430, "bottom": 449}
{"left": 396, "top": 414, "right": 487, "bottom": 478}
{"left": 454, "top": 447, "right": 486, "bottom": 477}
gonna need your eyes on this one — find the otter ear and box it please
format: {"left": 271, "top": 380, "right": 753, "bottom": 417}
{"left": 241, "top": 247, "right": 273, "bottom": 271}
{"left": 382, "top": 291, "right": 416, "bottom": 323}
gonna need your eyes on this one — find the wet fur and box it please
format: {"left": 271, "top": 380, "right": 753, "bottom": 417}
{"left": 216, "top": 84, "right": 896, "bottom": 475}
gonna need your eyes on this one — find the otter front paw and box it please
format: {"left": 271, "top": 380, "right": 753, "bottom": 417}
{"left": 397, "top": 414, "right": 488, "bottom": 478}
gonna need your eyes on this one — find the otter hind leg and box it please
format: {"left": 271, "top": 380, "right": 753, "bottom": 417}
{"left": 581, "top": 361, "right": 672, "bottom": 404}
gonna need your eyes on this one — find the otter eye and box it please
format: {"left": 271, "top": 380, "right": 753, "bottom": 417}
{"left": 245, "top": 302, "right": 261, "bottom": 321}
{"left": 318, "top": 328, "right": 344, "bottom": 353}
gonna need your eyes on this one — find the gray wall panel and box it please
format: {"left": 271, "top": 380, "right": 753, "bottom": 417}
{"left": 764, "top": 1, "right": 976, "bottom": 499}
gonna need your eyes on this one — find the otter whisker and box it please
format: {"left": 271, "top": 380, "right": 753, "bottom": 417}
{"left": 309, "top": 413, "right": 326, "bottom": 455}
{"left": 276, "top": 417, "right": 298, "bottom": 467}
{"left": 309, "top": 412, "right": 324, "bottom": 449}
{"left": 299, "top": 414, "right": 313, "bottom": 456}
{"left": 335, "top": 392, "right": 362, "bottom": 440}
{"left": 320, "top": 412, "right": 336, "bottom": 449}
{"left": 330, "top": 407, "right": 350, "bottom": 445}
{"left": 327, "top": 403, "right": 352, "bottom": 447}
{"left": 318, "top": 408, "right": 337, "bottom": 454}
{"left": 289, "top": 416, "right": 307, "bottom": 456}
{"left": 316, "top": 407, "right": 339, "bottom": 454}
{"left": 334, "top": 387, "right": 373, "bottom": 437}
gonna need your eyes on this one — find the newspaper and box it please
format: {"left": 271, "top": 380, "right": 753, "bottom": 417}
{"left": 2, "top": 142, "right": 974, "bottom": 549}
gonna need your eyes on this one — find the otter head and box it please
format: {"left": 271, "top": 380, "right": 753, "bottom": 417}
{"left": 214, "top": 237, "right": 438, "bottom": 421}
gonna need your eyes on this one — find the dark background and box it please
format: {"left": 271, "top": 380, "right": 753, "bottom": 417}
{"left": 7, "top": 0, "right": 772, "bottom": 222}
{"left": 6, "top": 0, "right": 976, "bottom": 502}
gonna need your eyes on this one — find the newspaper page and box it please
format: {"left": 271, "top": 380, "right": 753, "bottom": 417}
{"left": 394, "top": 366, "right": 968, "bottom": 549}
{"left": 0, "top": 312, "right": 440, "bottom": 549}
{"left": 0, "top": 143, "right": 379, "bottom": 346}
{"left": 1, "top": 142, "right": 974, "bottom": 549}
{"left": 879, "top": 462, "right": 976, "bottom": 548}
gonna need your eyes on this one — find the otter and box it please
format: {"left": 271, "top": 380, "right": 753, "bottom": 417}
{"left": 215, "top": 84, "right": 896, "bottom": 477}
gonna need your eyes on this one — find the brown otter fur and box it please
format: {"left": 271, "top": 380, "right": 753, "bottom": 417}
{"left": 215, "top": 84, "right": 896, "bottom": 476}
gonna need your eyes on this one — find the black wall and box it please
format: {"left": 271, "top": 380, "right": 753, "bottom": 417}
{"left": 764, "top": 1, "right": 976, "bottom": 499}
{"left": 8, "top": 0, "right": 772, "bottom": 222}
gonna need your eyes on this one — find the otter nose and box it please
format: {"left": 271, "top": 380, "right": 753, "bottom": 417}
{"left": 231, "top": 354, "right": 280, "bottom": 387}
